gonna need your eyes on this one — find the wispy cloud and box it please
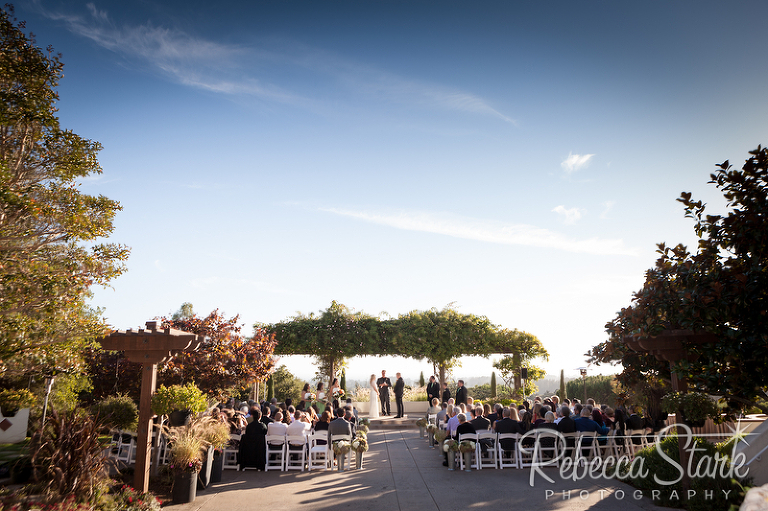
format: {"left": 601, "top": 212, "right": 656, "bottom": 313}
{"left": 319, "top": 207, "right": 636, "bottom": 256}
{"left": 561, "top": 153, "right": 594, "bottom": 174}
{"left": 552, "top": 205, "right": 584, "bottom": 225}
{"left": 35, "top": 3, "right": 512, "bottom": 121}
{"left": 600, "top": 201, "right": 616, "bottom": 219}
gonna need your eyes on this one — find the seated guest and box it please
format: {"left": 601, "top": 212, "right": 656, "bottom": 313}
{"left": 446, "top": 406, "right": 461, "bottom": 439}
{"left": 314, "top": 411, "right": 331, "bottom": 432}
{"left": 470, "top": 406, "right": 491, "bottom": 431}
{"left": 556, "top": 406, "right": 576, "bottom": 433}
{"left": 455, "top": 413, "right": 476, "bottom": 438}
{"left": 574, "top": 408, "right": 609, "bottom": 445}
{"left": 286, "top": 405, "right": 296, "bottom": 423}
{"left": 482, "top": 403, "right": 492, "bottom": 418}
{"left": 239, "top": 409, "right": 267, "bottom": 471}
{"left": 427, "top": 398, "right": 441, "bottom": 415}
{"left": 488, "top": 403, "right": 502, "bottom": 424}
{"left": 343, "top": 410, "right": 357, "bottom": 435}
{"left": 519, "top": 410, "right": 535, "bottom": 448}
{"left": 494, "top": 407, "right": 522, "bottom": 453}
{"left": 343, "top": 404, "right": 357, "bottom": 426}
{"left": 260, "top": 406, "right": 273, "bottom": 425}
{"left": 267, "top": 412, "right": 287, "bottom": 436}
{"left": 535, "top": 411, "right": 558, "bottom": 430}
{"left": 286, "top": 411, "right": 310, "bottom": 437}
{"left": 345, "top": 398, "right": 359, "bottom": 420}
{"left": 435, "top": 402, "right": 449, "bottom": 424}
{"left": 327, "top": 409, "right": 353, "bottom": 439}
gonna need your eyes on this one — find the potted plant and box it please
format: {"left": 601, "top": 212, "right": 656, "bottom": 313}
{"left": 152, "top": 384, "right": 208, "bottom": 426}
{"left": 198, "top": 416, "right": 230, "bottom": 485}
{"left": 332, "top": 440, "right": 351, "bottom": 471}
{"left": 426, "top": 423, "right": 438, "bottom": 447}
{"left": 442, "top": 438, "right": 459, "bottom": 471}
{"left": 661, "top": 391, "right": 721, "bottom": 428}
{"left": 165, "top": 418, "right": 210, "bottom": 504}
{"left": 415, "top": 417, "right": 427, "bottom": 438}
{"left": 459, "top": 440, "right": 476, "bottom": 471}
{"left": 0, "top": 389, "right": 36, "bottom": 417}
{"left": 93, "top": 394, "right": 138, "bottom": 432}
{"left": 351, "top": 432, "right": 368, "bottom": 469}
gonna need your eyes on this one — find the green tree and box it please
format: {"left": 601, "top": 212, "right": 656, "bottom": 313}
{"left": 566, "top": 375, "right": 617, "bottom": 406}
{"left": 490, "top": 371, "right": 497, "bottom": 398}
{"left": 0, "top": 7, "right": 129, "bottom": 377}
{"left": 171, "top": 302, "right": 195, "bottom": 320}
{"left": 266, "top": 375, "right": 274, "bottom": 401}
{"left": 271, "top": 365, "right": 304, "bottom": 403}
{"left": 419, "top": 371, "right": 425, "bottom": 388}
{"left": 590, "top": 147, "right": 768, "bottom": 412}
{"left": 559, "top": 369, "right": 567, "bottom": 400}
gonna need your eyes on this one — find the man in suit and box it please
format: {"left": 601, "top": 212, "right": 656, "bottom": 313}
{"left": 376, "top": 370, "right": 392, "bottom": 416}
{"left": 426, "top": 376, "right": 440, "bottom": 404}
{"left": 455, "top": 380, "right": 468, "bottom": 405}
{"left": 394, "top": 372, "right": 405, "bottom": 418}
{"left": 441, "top": 382, "right": 451, "bottom": 403}
{"left": 328, "top": 409, "right": 353, "bottom": 438}
{"left": 470, "top": 406, "right": 491, "bottom": 431}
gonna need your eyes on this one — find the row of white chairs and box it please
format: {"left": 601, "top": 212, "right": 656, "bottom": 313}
{"left": 259, "top": 430, "right": 355, "bottom": 472}
{"left": 439, "top": 428, "right": 656, "bottom": 471}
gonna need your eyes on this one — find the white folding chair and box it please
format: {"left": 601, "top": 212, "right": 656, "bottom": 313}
{"left": 265, "top": 433, "right": 287, "bottom": 471}
{"left": 575, "top": 431, "right": 600, "bottom": 466}
{"left": 223, "top": 433, "right": 240, "bottom": 469}
{"left": 626, "top": 429, "right": 648, "bottom": 458}
{"left": 497, "top": 433, "right": 520, "bottom": 469}
{"left": 458, "top": 433, "right": 480, "bottom": 471}
{"left": 308, "top": 431, "right": 331, "bottom": 471}
{"left": 285, "top": 434, "right": 308, "bottom": 471}
{"left": 330, "top": 433, "right": 352, "bottom": 470}
{"left": 600, "top": 429, "right": 621, "bottom": 459}
{"left": 428, "top": 414, "right": 437, "bottom": 425}
{"left": 559, "top": 432, "right": 578, "bottom": 462}
{"left": 532, "top": 429, "right": 562, "bottom": 468}
{"left": 115, "top": 433, "right": 136, "bottom": 464}
{"left": 477, "top": 431, "right": 498, "bottom": 469}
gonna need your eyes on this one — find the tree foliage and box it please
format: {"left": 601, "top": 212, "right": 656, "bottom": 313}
{"left": 565, "top": 375, "right": 617, "bottom": 406}
{"left": 158, "top": 308, "right": 277, "bottom": 398}
{"left": 590, "top": 147, "right": 768, "bottom": 411}
{"left": 87, "top": 306, "right": 277, "bottom": 401}
{"left": 0, "top": 6, "right": 129, "bottom": 377}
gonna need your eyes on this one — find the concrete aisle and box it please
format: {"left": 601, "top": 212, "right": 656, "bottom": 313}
{"left": 167, "top": 430, "right": 659, "bottom": 511}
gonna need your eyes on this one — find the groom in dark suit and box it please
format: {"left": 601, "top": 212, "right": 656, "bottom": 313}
{"left": 377, "top": 370, "right": 392, "bottom": 416}
{"left": 394, "top": 372, "right": 405, "bottom": 418}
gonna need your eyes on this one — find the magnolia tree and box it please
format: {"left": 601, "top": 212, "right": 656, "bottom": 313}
{"left": 0, "top": 6, "right": 128, "bottom": 379}
{"left": 590, "top": 147, "right": 768, "bottom": 412}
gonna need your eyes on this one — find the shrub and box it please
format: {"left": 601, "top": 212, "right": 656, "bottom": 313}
{"left": 151, "top": 383, "right": 207, "bottom": 416}
{"left": 0, "top": 389, "right": 36, "bottom": 414}
{"left": 29, "top": 410, "right": 113, "bottom": 504}
{"left": 92, "top": 394, "right": 138, "bottom": 431}
{"left": 618, "top": 434, "right": 748, "bottom": 511}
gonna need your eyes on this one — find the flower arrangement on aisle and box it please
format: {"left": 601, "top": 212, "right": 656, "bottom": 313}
{"left": 332, "top": 440, "right": 351, "bottom": 455}
{"left": 351, "top": 434, "right": 369, "bottom": 453}
{"left": 359, "top": 418, "right": 370, "bottom": 427}
{"left": 442, "top": 439, "right": 458, "bottom": 453}
{"left": 433, "top": 429, "right": 447, "bottom": 444}
{"left": 426, "top": 423, "right": 438, "bottom": 433}
{"left": 458, "top": 440, "right": 476, "bottom": 453}
{"left": 415, "top": 418, "right": 428, "bottom": 428}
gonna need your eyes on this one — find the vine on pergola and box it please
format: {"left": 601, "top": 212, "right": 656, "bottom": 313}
{"left": 266, "top": 301, "right": 547, "bottom": 393}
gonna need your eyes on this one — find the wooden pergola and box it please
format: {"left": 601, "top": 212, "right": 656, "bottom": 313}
{"left": 99, "top": 321, "right": 205, "bottom": 493}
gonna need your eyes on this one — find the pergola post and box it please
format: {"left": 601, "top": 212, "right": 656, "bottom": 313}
{"left": 99, "top": 321, "right": 205, "bottom": 494}
{"left": 134, "top": 363, "right": 157, "bottom": 492}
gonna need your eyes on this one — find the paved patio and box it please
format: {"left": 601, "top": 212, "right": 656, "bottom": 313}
{"left": 168, "top": 429, "right": 660, "bottom": 511}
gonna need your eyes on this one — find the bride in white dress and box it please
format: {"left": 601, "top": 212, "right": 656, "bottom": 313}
{"left": 368, "top": 374, "right": 380, "bottom": 419}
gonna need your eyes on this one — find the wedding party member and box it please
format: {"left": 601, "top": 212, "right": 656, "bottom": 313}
{"left": 426, "top": 375, "right": 440, "bottom": 404}
{"left": 368, "top": 374, "right": 380, "bottom": 419}
{"left": 455, "top": 380, "right": 468, "bottom": 405}
{"left": 394, "top": 372, "right": 405, "bottom": 418}
{"left": 329, "top": 378, "right": 341, "bottom": 410}
{"left": 239, "top": 409, "right": 267, "bottom": 471}
{"left": 377, "top": 370, "right": 392, "bottom": 416}
{"left": 441, "top": 382, "right": 451, "bottom": 403}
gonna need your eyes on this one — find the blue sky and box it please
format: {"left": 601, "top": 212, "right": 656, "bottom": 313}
{"left": 18, "top": 1, "right": 768, "bottom": 383}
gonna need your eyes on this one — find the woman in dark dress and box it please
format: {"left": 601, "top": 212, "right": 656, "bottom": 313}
{"left": 239, "top": 409, "right": 267, "bottom": 470}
